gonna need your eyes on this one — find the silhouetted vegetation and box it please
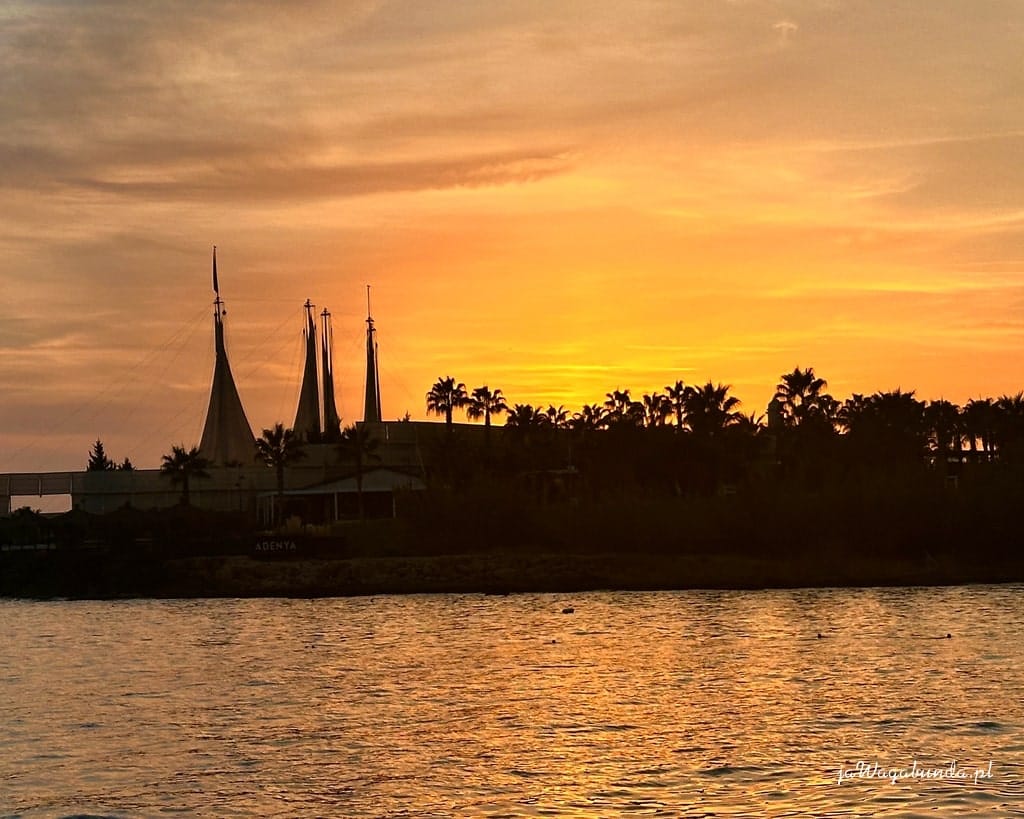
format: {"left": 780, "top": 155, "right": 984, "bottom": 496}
{"left": 158, "top": 445, "right": 211, "bottom": 506}
{"left": 86, "top": 439, "right": 115, "bottom": 471}
{"left": 255, "top": 423, "right": 306, "bottom": 524}
{"left": 337, "top": 422, "right": 381, "bottom": 519}
{"left": 426, "top": 376, "right": 468, "bottom": 433}
{"left": 404, "top": 370, "right": 1024, "bottom": 569}
{"left": 87, "top": 439, "right": 133, "bottom": 471}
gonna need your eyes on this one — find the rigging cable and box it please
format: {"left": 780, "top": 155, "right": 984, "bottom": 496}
{"left": 8, "top": 304, "right": 211, "bottom": 470}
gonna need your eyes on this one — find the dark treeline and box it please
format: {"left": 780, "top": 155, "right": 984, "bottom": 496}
{"left": 425, "top": 368, "right": 1024, "bottom": 491}
{"left": 408, "top": 368, "right": 1024, "bottom": 567}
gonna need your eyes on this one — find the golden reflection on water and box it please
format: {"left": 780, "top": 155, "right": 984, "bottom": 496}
{"left": 1, "top": 587, "right": 1023, "bottom": 817}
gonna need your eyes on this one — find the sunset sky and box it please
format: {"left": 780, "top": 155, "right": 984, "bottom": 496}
{"left": 2, "top": 0, "right": 1023, "bottom": 473}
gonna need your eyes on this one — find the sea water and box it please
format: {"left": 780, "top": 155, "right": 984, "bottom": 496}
{"left": 1, "top": 585, "right": 1023, "bottom": 817}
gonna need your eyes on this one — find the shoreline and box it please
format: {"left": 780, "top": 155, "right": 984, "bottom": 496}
{"left": 3, "top": 549, "right": 1023, "bottom": 600}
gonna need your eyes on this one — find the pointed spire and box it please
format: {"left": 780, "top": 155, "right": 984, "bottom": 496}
{"left": 321, "top": 308, "right": 341, "bottom": 440}
{"left": 199, "top": 250, "right": 255, "bottom": 465}
{"left": 293, "top": 299, "right": 322, "bottom": 441}
{"left": 363, "top": 285, "right": 382, "bottom": 423}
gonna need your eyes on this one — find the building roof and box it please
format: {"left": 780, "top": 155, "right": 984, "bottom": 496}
{"left": 199, "top": 306, "right": 256, "bottom": 466}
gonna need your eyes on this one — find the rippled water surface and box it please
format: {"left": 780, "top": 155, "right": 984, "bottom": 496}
{"left": 2, "top": 585, "right": 1023, "bottom": 817}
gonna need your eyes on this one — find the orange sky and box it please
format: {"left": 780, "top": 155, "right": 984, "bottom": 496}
{"left": 1, "top": 1, "right": 1023, "bottom": 472}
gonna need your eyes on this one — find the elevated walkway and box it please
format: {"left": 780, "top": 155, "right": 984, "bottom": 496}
{"left": 1, "top": 473, "right": 76, "bottom": 515}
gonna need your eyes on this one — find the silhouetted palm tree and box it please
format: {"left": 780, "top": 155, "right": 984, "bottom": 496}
{"left": 731, "top": 411, "right": 766, "bottom": 436}
{"left": 466, "top": 385, "right": 508, "bottom": 452}
{"left": 466, "top": 386, "right": 508, "bottom": 429}
{"left": 994, "top": 392, "right": 1024, "bottom": 462}
{"left": 642, "top": 392, "right": 670, "bottom": 427}
{"left": 337, "top": 423, "right": 381, "bottom": 519}
{"left": 603, "top": 388, "right": 629, "bottom": 418}
{"left": 546, "top": 404, "right": 570, "bottom": 430}
{"left": 772, "top": 368, "right": 839, "bottom": 484}
{"left": 604, "top": 388, "right": 644, "bottom": 427}
{"left": 724, "top": 411, "right": 769, "bottom": 479}
{"left": 925, "top": 400, "right": 963, "bottom": 463}
{"left": 665, "top": 380, "right": 687, "bottom": 429}
{"left": 504, "top": 404, "right": 549, "bottom": 457}
{"left": 683, "top": 382, "right": 741, "bottom": 436}
{"left": 964, "top": 398, "right": 996, "bottom": 462}
{"left": 506, "top": 403, "right": 548, "bottom": 431}
{"left": 571, "top": 403, "right": 607, "bottom": 432}
{"left": 159, "top": 445, "right": 211, "bottom": 506}
{"left": 255, "top": 423, "right": 306, "bottom": 525}
{"left": 842, "top": 389, "right": 927, "bottom": 465}
{"left": 837, "top": 393, "right": 869, "bottom": 434}
{"left": 426, "top": 376, "right": 468, "bottom": 433}
{"left": 774, "top": 366, "right": 829, "bottom": 428}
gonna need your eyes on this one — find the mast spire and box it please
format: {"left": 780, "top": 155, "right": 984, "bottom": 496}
{"left": 363, "top": 285, "right": 382, "bottom": 423}
{"left": 212, "top": 245, "right": 220, "bottom": 296}
{"left": 293, "top": 299, "right": 322, "bottom": 441}
{"left": 199, "top": 247, "right": 256, "bottom": 465}
{"left": 321, "top": 307, "right": 341, "bottom": 440}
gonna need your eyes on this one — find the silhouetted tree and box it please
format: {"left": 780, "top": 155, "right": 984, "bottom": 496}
{"left": 963, "top": 398, "right": 996, "bottom": 462}
{"left": 506, "top": 403, "right": 548, "bottom": 433}
{"left": 731, "top": 411, "right": 766, "bottom": 437}
{"left": 841, "top": 389, "right": 928, "bottom": 468}
{"left": 721, "top": 411, "right": 770, "bottom": 484}
{"left": 772, "top": 368, "right": 838, "bottom": 484}
{"left": 159, "top": 445, "right": 210, "bottom": 506}
{"left": 466, "top": 385, "right": 508, "bottom": 447}
{"left": 668, "top": 382, "right": 741, "bottom": 493}
{"left": 571, "top": 403, "right": 606, "bottom": 433}
{"left": 642, "top": 392, "right": 671, "bottom": 427}
{"left": 426, "top": 376, "right": 469, "bottom": 433}
{"left": 837, "top": 393, "right": 867, "bottom": 433}
{"left": 86, "top": 440, "right": 115, "bottom": 471}
{"left": 337, "top": 423, "right": 382, "bottom": 519}
{"left": 117, "top": 457, "right": 134, "bottom": 471}
{"left": 604, "top": 388, "right": 644, "bottom": 428}
{"left": 774, "top": 366, "right": 829, "bottom": 428}
{"left": 925, "top": 399, "right": 963, "bottom": 465}
{"left": 994, "top": 392, "right": 1024, "bottom": 463}
{"left": 504, "top": 404, "right": 550, "bottom": 469}
{"left": 683, "top": 382, "right": 741, "bottom": 437}
{"left": 255, "top": 423, "right": 306, "bottom": 525}
{"left": 546, "top": 404, "right": 570, "bottom": 429}
{"left": 665, "top": 380, "right": 688, "bottom": 430}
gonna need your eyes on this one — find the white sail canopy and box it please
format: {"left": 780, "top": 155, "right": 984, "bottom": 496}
{"left": 199, "top": 249, "right": 256, "bottom": 465}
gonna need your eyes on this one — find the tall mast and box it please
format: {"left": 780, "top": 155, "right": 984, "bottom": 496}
{"left": 293, "top": 299, "right": 322, "bottom": 441}
{"left": 212, "top": 245, "right": 225, "bottom": 352}
{"left": 321, "top": 307, "right": 341, "bottom": 440}
{"left": 199, "top": 246, "right": 256, "bottom": 465}
{"left": 363, "top": 285, "right": 382, "bottom": 423}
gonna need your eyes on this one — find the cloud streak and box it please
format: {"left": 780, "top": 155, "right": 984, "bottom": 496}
{"left": 58, "top": 148, "right": 574, "bottom": 202}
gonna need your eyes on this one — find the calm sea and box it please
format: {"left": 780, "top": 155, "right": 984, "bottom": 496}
{"left": 1, "top": 586, "right": 1023, "bottom": 817}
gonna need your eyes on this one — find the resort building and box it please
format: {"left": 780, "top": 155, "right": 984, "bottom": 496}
{"left": 1, "top": 253, "right": 425, "bottom": 522}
